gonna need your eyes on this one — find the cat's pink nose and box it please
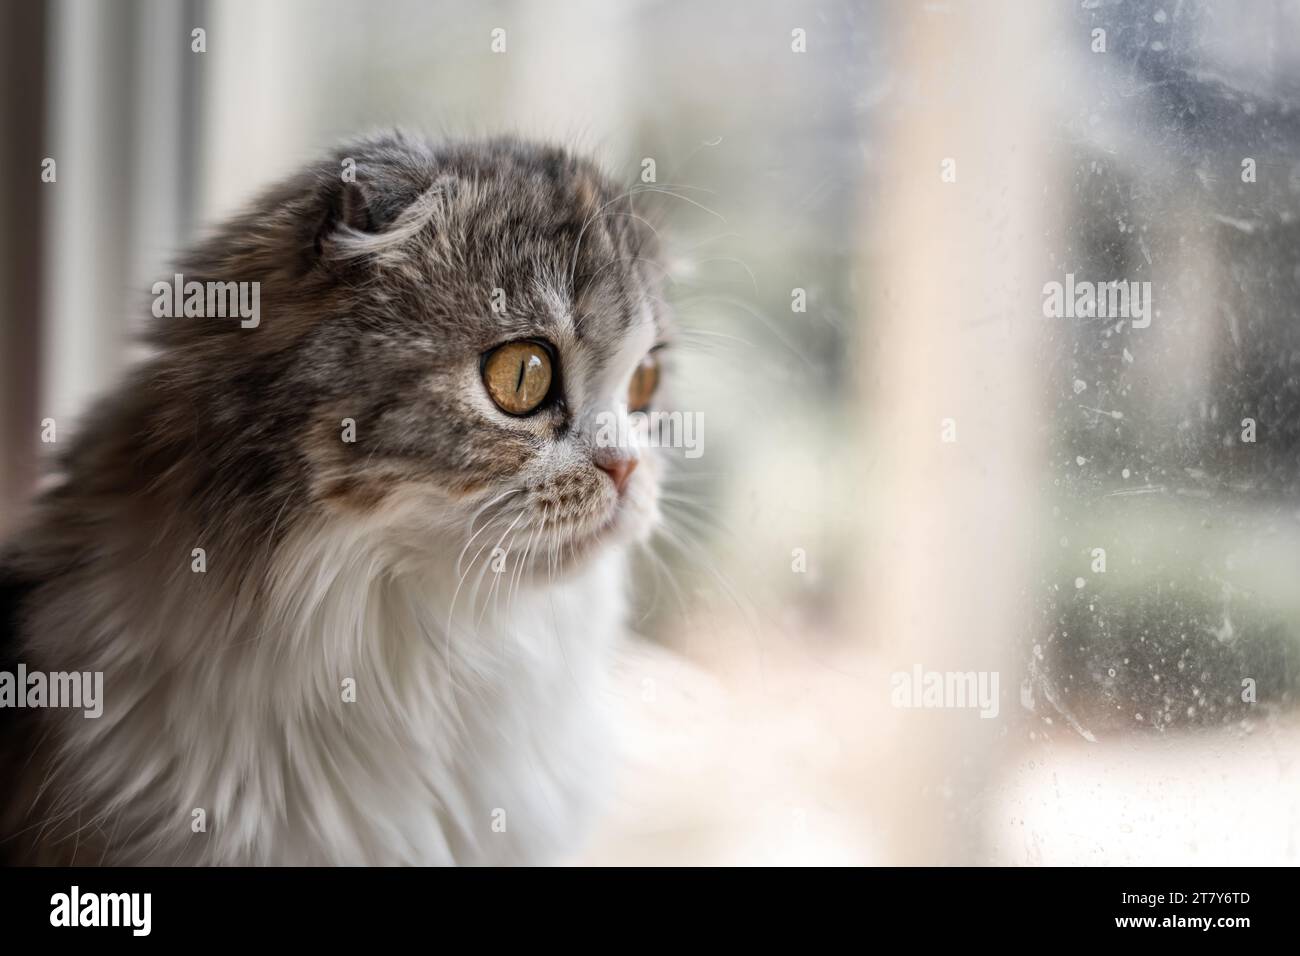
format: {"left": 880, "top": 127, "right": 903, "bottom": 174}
{"left": 596, "top": 456, "right": 638, "bottom": 495}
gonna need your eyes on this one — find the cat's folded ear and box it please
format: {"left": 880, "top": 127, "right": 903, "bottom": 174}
{"left": 310, "top": 172, "right": 452, "bottom": 273}
{"left": 310, "top": 179, "right": 378, "bottom": 268}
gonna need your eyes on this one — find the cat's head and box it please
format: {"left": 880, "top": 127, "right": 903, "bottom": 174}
{"left": 160, "top": 133, "right": 673, "bottom": 580}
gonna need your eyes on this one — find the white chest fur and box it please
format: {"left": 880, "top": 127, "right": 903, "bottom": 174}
{"left": 255, "top": 548, "right": 625, "bottom": 865}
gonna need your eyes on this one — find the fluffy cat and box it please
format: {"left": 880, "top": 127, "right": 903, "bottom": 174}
{"left": 0, "top": 131, "right": 671, "bottom": 865}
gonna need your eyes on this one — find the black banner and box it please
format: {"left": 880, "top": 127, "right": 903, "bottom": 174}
{"left": 0, "top": 866, "right": 1281, "bottom": 942}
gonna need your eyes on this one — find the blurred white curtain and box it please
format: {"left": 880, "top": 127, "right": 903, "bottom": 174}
{"left": 40, "top": 0, "right": 203, "bottom": 432}
{"left": 859, "top": 0, "right": 1056, "bottom": 864}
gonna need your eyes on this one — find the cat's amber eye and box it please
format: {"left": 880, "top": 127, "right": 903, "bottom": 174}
{"left": 627, "top": 352, "right": 660, "bottom": 413}
{"left": 483, "top": 341, "right": 554, "bottom": 416}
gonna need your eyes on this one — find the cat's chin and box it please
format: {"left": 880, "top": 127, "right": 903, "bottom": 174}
{"left": 521, "top": 503, "right": 654, "bottom": 582}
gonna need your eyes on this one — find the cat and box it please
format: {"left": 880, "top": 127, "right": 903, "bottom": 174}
{"left": 0, "top": 131, "right": 672, "bottom": 865}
